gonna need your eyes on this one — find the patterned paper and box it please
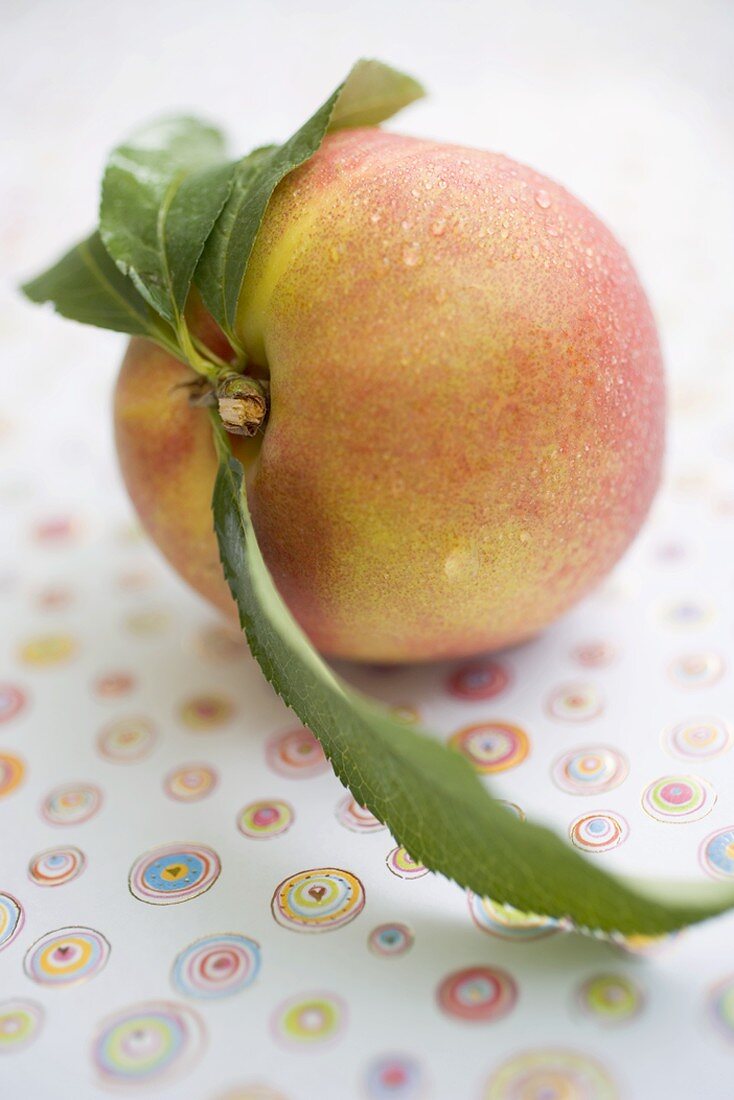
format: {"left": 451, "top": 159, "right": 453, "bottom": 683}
{"left": 3, "top": 4, "right": 734, "bottom": 1097}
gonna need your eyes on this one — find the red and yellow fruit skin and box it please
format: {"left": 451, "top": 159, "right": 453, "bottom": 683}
{"left": 114, "top": 127, "right": 664, "bottom": 663}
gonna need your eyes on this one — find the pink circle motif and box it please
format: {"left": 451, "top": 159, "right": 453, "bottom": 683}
{"left": 28, "top": 846, "right": 86, "bottom": 887}
{"left": 93, "top": 672, "right": 136, "bottom": 699}
{"left": 437, "top": 966, "right": 517, "bottom": 1022}
{"left": 365, "top": 1054, "right": 425, "bottom": 1098}
{"left": 163, "top": 764, "right": 218, "bottom": 802}
{"left": 0, "top": 684, "right": 26, "bottom": 724}
{"left": 368, "top": 923, "right": 414, "bottom": 958}
{"left": 552, "top": 747, "right": 628, "bottom": 795}
{"left": 265, "top": 727, "right": 329, "bottom": 778}
{"left": 97, "top": 717, "right": 156, "bottom": 763}
{"left": 335, "top": 795, "right": 385, "bottom": 833}
{"left": 446, "top": 660, "right": 511, "bottom": 701}
{"left": 571, "top": 642, "right": 616, "bottom": 669}
{"left": 178, "top": 693, "right": 234, "bottom": 730}
{"left": 641, "top": 775, "right": 716, "bottom": 823}
{"left": 663, "top": 716, "right": 732, "bottom": 761}
{"left": 41, "top": 783, "right": 102, "bottom": 826}
{"left": 569, "top": 812, "right": 629, "bottom": 853}
{"left": 668, "top": 652, "right": 725, "bottom": 689}
{"left": 546, "top": 683, "right": 604, "bottom": 722}
{"left": 386, "top": 847, "right": 429, "bottom": 880}
{"left": 238, "top": 800, "right": 294, "bottom": 839}
{"left": 449, "top": 722, "right": 529, "bottom": 774}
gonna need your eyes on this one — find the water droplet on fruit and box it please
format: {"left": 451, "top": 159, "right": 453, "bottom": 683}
{"left": 535, "top": 190, "right": 552, "bottom": 209}
{"left": 444, "top": 546, "right": 480, "bottom": 580}
{"left": 402, "top": 243, "right": 422, "bottom": 267}
{"left": 431, "top": 218, "right": 447, "bottom": 237}
{"left": 369, "top": 212, "right": 381, "bottom": 225}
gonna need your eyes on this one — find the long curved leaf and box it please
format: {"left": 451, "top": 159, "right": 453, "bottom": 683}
{"left": 210, "top": 423, "right": 734, "bottom": 938}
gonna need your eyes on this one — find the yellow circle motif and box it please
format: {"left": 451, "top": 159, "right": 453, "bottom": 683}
{"left": 18, "top": 634, "right": 77, "bottom": 667}
{"left": 0, "top": 754, "right": 25, "bottom": 799}
{"left": 272, "top": 868, "right": 365, "bottom": 932}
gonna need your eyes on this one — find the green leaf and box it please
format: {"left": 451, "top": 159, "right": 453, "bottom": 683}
{"left": 195, "top": 59, "right": 424, "bottom": 342}
{"left": 100, "top": 116, "right": 235, "bottom": 323}
{"left": 20, "top": 231, "right": 176, "bottom": 349}
{"left": 211, "top": 422, "right": 734, "bottom": 938}
{"left": 327, "top": 57, "right": 425, "bottom": 130}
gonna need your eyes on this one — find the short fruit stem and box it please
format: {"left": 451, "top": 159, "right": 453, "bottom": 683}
{"left": 217, "top": 373, "right": 269, "bottom": 436}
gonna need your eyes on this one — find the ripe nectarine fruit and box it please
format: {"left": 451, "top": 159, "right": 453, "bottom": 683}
{"left": 114, "top": 128, "right": 664, "bottom": 662}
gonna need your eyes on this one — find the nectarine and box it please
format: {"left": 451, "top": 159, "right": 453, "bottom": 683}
{"left": 114, "top": 128, "right": 664, "bottom": 662}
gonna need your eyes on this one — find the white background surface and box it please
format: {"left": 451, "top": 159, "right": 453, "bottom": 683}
{"left": 2, "top": 0, "right": 734, "bottom": 1097}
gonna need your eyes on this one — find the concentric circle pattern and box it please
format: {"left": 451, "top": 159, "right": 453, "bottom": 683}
{"left": 663, "top": 716, "right": 732, "bottom": 760}
{"left": 178, "top": 693, "right": 234, "bottom": 730}
{"left": 546, "top": 683, "right": 604, "bottom": 722}
{"left": 386, "top": 847, "right": 429, "bottom": 880}
{"left": 5, "top": 36, "right": 734, "bottom": 1094}
{"left": 265, "top": 727, "right": 329, "bottom": 778}
{"left": 272, "top": 868, "right": 365, "bottom": 932}
{"left": 129, "top": 844, "right": 221, "bottom": 905}
{"left": 41, "top": 783, "right": 102, "bottom": 825}
{"left": 641, "top": 775, "right": 716, "bottom": 823}
{"left": 0, "top": 1000, "right": 44, "bottom": 1053}
{"left": 237, "top": 800, "right": 294, "bottom": 839}
{"left": 171, "top": 935, "right": 261, "bottom": 999}
{"left": 668, "top": 652, "right": 725, "bottom": 688}
{"left": 97, "top": 716, "right": 157, "bottom": 763}
{"left": 468, "top": 894, "right": 560, "bottom": 942}
{"left": 0, "top": 894, "right": 23, "bottom": 951}
{"left": 335, "top": 795, "right": 385, "bottom": 833}
{"left": 24, "top": 927, "right": 110, "bottom": 986}
{"left": 0, "top": 684, "right": 26, "bottom": 723}
{"left": 569, "top": 812, "right": 629, "bottom": 853}
{"left": 163, "top": 763, "right": 218, "bottom": 802}
{"left": 365, "top": 1054, "right": 425, "bottom": 1098}
{"left": 368, "top": 923, "right": 414, "bottom": 958}
{"left": 446, "top": 660, "right": 511, "bottom": 701}
{"left": 18, "top": 633, "right": 76, "bottom": 667}
{"left": 0, "top": 753, "right": 25, "bottom": 799}
{"left": 575, "top": 974, "right": 643, "bottom": 1024}
{"left": 449, "top": 722, "right": 529, "bottom": 774}
{"left": 552, "top": 747, "right": 628, "bottom": 794}
{"left": 93, "top": 671, "right": 135, "bottom": 698}
{"left": 660, "top": 600, "right": 712, "bottom": 629}
{"left": 571, "top": 641, "right": 616, "bottom": 668}
{"left": 28, "top": 846, "right": 86, "bottom": 887}
{"left": 437, "top": 966, "right": 517, "bottom": 1022}
{"left": 92, "top": 1001, "right": 206, "bottom": 1086}
{"left": 700, "top": 827, "right": 734, "bottom": 880}
{"left": 484, "top": 1049, "right": 618, "bottom": 1099}
{"left": 272, "top": 993, "right": 346, "bottom": 1048}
